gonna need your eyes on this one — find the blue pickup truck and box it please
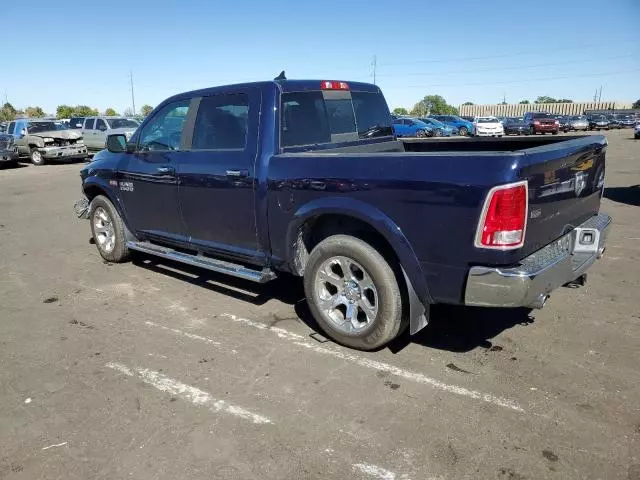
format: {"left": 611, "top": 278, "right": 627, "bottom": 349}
{"left": 75, "top": 78, "right": 611, "bottom": 350}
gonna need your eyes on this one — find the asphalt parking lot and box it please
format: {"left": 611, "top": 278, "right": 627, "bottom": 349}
{"left": 1, "top": 130, "right": 639, "bottom": 480}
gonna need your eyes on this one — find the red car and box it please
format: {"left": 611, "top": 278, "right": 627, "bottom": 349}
{"left": 523, "top": 112, "right": 559, "bottom": 135}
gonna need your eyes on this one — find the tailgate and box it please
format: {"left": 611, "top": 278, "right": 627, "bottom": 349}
{"left": 521, "top": 135, "right": 606, "bottom": 255}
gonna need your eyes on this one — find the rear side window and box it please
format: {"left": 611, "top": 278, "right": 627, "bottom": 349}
{"left": 8, "top": 122, "right": 15, "bottom": 134}
{"left": 192, "top": 94, "right": 248, "bottom": 150}
{"left": 95, "top": 119, "right": 107, "bottom": 131}
{"left": 84, "top": 118, "right": 95, "bottom": 130}
{"left": 280, "top": 89, "right": 392, "bottom": 148}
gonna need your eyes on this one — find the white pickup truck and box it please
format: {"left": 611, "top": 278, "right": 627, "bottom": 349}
{"left": 81, "top": 117, "right": 140, "bottom": 151}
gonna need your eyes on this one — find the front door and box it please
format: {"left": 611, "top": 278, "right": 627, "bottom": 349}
{"left": 119, "top": 98, "right": 193, "bottom": 244}
{"left": 94, "top": 118, "right": 108, "bottom": 150}
{"left": 178, "top": 89, "right": 261, "bottom": 262}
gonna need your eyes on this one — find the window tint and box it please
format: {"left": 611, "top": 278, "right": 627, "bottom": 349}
{"left": 84, "top": 118, "right": 95, "bottom": 130}
{"left": 95, "top": 119, "right": 107, "bottom": 131}
{"left": 138, "top": 99, "right": 189, "bottom": 151}
{"left": 70, "top": 117, "right": 84, "bottom": 129}
{"left": 324, "top": 98, "right": 356, "bottom": 134}
{"left": 192, "top": 94, "right": 248, "bottom": 150}
{"left": 352, "top": 91, "right": 392, "bottom": 137}
{"left": 8, "top": 122, "right": 15, "bottom": 134}
{"left": 281, "top": 91, "right": 330, "bottom": 147}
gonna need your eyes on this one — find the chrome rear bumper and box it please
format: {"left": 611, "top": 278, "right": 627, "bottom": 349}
{"left": 464, "top": 213, "right": 611, "bottom": 309}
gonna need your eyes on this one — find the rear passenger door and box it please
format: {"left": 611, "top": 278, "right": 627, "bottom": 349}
{"left": 178, "top": 88, "right": 261, "bottom": 262}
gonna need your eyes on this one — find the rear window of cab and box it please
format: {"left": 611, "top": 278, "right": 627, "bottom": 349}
{"left": 280, "top": 90, "right": 393, "bottom": 149}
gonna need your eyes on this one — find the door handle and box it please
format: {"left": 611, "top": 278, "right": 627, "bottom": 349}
{"left": 226, "top": 169, "right": 248, "bottom": 178}
{"left": 156, "top": 166, "right": 175, "bottom": 175}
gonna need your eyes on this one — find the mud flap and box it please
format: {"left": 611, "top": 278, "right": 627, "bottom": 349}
{"left": 402, "top": 267, "right": 430, "bottom": 335}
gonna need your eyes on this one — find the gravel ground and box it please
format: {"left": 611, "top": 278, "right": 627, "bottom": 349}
{"left": 0, "top": 129, "right": 638, "bottom": 480}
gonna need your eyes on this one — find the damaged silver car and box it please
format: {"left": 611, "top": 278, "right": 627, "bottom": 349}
{"left": 7, "top": 119, "right": 88, "bottom": 165}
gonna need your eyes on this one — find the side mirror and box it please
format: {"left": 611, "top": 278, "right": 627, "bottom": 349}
{"left": 106, "top": 134, "right": 127, "bottom": 153}
{"left": 20, "top": 128, "right": 27, "bottom": 136}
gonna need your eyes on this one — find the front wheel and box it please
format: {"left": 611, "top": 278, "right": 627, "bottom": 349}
{"left": 304, "top": 235, "right": 405, "bottom": 351}
{"left": 458, "top": 126, "right": 468, "bottom": 136}
{"left": 416, "top": 129, "right": 427, "bottom": 138}
{"left": 90, "top": 195, "right": 131, "bottom": 263}
{"left": 30, "top": 147, "right": 46, "bottom": 166}
{"left": 552, "top": 131, "right": 558, "bottom": 135}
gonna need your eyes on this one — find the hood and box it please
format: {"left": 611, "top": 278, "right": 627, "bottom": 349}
{"left": 28, "top": 129, "right": 82, "bottom": 140}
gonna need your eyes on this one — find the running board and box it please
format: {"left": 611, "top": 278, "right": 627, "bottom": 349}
{"left": 126, "top": 241, "right": 276, "bottom": 283}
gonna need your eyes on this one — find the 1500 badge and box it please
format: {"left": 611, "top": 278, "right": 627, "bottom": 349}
{"left": 120, "top": 181, "right": 134, "bottom": 192}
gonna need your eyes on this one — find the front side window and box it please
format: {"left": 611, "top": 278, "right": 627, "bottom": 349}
{"left": 84, "top": 118, "right": 95, "bottom": 130}
{"left": 138, "top": 99, "right": 190, "bottom": 151}
{"left": 95, "top": 119, "right": 107, "bottom": 131}
{"left": 192, "top": 94, "right": 248, "bottom": 150}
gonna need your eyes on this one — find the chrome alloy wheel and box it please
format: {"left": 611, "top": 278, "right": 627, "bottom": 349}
{"left": 314, "top": 256, "right": 378, "bottom": 333}
{"left": 93, "top": 207, "right": 116, "bottom": 253}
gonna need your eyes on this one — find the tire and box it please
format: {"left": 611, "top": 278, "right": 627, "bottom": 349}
{"left": 89, "top": 195, "right": 131, "bottom": 263}
{"left": 416, "top": 129, "right": 426, "bottom": 138}
{"left": 303, "top": 235, "right": 404, "bottom": 351}
{"left": 30, "top": 147, "right": 46, "bottom": 166}
{"left": 458, "top": 126, "right": 468, "bottom": 136}
{"left": 552, "top": 131, "right": 558, "bottom": 135}
{"left": 529, "top": 126, "right": 535, "bottom": 135}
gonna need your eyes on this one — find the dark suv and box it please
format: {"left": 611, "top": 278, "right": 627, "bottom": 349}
{"left": 523, "top": 112, "right": 559, "bottom": 135}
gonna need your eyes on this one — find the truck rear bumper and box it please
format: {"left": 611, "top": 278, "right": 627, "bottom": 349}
{"left": 464, "top": 213, "right": 611, "bottom": 309}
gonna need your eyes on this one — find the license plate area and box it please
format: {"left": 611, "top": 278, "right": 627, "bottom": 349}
{"left": 572, "top": 227, "right": 600, "bottom": 254}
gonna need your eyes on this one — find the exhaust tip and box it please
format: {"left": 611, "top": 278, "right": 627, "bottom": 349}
{"left": 597, "top": 246, "right": 606, "bottom": 259}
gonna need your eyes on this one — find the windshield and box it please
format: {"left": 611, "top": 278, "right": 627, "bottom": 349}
{"left": 421, "top": 118, "right": 444, "bottom": 128}
{"left": 477, "top": 117, "right": 499, "bottom": 124}
{"left": 106, "top": 118, "right": 140, "bottom": 129}
{"left": 55, "top": 123, "right": 68, "bottom": 130}
{"left": 532, "top": 113, "right": 553, "bottom": 119}
{"left": 570, "top": 116, "right": 586, "bottom": 120}
{"left": 27, "top": 122, "right": 57, "bottom": 133}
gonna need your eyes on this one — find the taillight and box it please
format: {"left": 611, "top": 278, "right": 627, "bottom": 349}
{"left": 475, "top": 181, "right": 528, "bottom": 249}
{"left": 320, "top": 81, "right": 349, "bottom": 90}
{"left": 534, "top": 120, "right": 540, "bottom": 125}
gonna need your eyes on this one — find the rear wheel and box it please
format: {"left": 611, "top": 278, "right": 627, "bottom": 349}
{"left": 303, "top": 235, "right": 404, "bottom": 351}
{"left": 30, "top": 147, "right": 45, "bottom": 166}
{"left": 458, "top": 126, "right": 468, "bottom": 136}
{"left": 416, "top": 129, "right": 427, "bottom": 138}
{"left": 529, "top": 126, "right": 535, "bottom": 135}
{"left": 552, "top": 131, "right": 558, "bottom": 135}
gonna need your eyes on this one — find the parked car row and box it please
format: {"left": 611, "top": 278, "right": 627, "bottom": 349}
{"left": 391, "top": 115, "right": 474, "bottom": 137}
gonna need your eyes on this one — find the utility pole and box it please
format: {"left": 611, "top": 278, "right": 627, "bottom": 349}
{"left": 372, "top": 55, "right": 377, "bottom": 85}
{"left": 593, "top": 89, "right": 598, "bottom": 102}
{"left": 598, "top": 85, "right": 602, "bottom": 103}
{"left": 129, "top": 70, "right": 136, "bottom": 116}
{"left": 3, "top": 90, "right": 7, "bottom": 106}
{"left": 502, "top": 92, "right": 506, "bottom": 104}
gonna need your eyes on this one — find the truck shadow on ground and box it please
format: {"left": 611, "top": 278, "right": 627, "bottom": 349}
{"left": 132, "top": 254, "right": 535, "bottom": 354}
{"left": 604, "top": 185, "right": 640, "bottom": 207}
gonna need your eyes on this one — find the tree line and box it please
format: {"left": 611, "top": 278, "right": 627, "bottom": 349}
{"left": 0, "top": 103, "right": 154, "bottom": 122}
{"left": 391, "top": 94, "right": 580, "bottom": 116}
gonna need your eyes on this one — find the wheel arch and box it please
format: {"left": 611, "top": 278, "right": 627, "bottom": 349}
{"left": 83, "top": 178, "right": 136, "bottom": 241}
{"left": 285, "top": 197, "right": 432, "bottom": 334}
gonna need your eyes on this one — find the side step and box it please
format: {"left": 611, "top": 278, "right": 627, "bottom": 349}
{"left": 126, "top": 241, "right": 276, "bottom": 284}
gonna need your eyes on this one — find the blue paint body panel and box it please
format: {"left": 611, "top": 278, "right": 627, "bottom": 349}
{"left": 80, "top": 79, "right": 607, "bottom": 308}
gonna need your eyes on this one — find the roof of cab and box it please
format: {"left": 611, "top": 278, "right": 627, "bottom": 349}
{"left": 164, "top": 79, "right": 380, "bottom": 104}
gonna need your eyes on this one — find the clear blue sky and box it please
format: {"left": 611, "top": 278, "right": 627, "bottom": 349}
{"left": 3, "top": 0, "right": 639, "bottom": 114}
